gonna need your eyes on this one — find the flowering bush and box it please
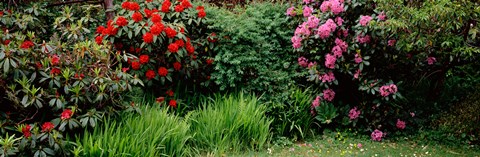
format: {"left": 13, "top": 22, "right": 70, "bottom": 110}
{"left": 95, "top": 0, "right": 214, "bottom": 105}
{"left": 0, "top": 5, "right": 140, "bottom": 156}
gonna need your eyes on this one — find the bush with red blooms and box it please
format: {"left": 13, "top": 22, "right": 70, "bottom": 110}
{"left": 95, "top": 0, "right": 214, "bottom": 106}
{"left": 0, "top": 6, "right": 141, "bottom": 156}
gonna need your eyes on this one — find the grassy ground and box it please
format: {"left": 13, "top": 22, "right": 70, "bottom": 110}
{"left": 230, "top": 133, "right": 480, "bottom": 157}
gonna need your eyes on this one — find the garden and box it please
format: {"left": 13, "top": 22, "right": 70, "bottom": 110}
{"left": 0, "top": 0, "right": 479, "bottom": 156}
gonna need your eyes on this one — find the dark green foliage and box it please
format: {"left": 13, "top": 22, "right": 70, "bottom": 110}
{"left": 206, "top": 3, "right": 301, "bottom": 96}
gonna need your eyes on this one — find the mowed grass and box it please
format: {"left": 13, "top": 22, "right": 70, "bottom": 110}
{"left": 232, "top": 133, "right": 480, "bottom": 157}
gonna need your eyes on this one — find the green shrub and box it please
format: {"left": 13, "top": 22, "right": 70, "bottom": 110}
{"left": 206, "top": 3, "right": 301, "bottom": 97}
{"left": 189, "top": 93, "right": 272, "bottom": 154}
{"left": 76, "top": 106, "right": 192, "bottom": 157}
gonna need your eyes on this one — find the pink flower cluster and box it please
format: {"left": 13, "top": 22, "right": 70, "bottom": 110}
{"left": 298, "top": 57, "right": 308, "bottom": 67}
{"left": 317, "top": 19, "right": 337, "bottom": 39}
{"left": 388, "top": 39, "right": 396, "bottom": 46}
{"left": 427, "top": 57, "right": 436, "bottom": 65}
{"left": 349, "top": 107, "right": 361, "bottom": 120}
{"left": 371, "top": 129, "right": 383, "bottom": 141}
{"left": 354, "top": 54, "right": 363, "bottom": 63}
{"left": 311, "top": 96, "right": 321, "bottom": 115}
{"left": 379, "top": 84, "right": 398, "bottom": 97}
{"left": 291, "top": 36, "right": 302, "bottom": 49}
{"left": 354, "top": 69, "right": 361, "bottom": 79}
{"left": 307, "top": 16, "right": 320, "bottom": 28}
{"left": 319, "top": 71, "right": 335, "bottom": 83}
{"left": 359, "top": 15, "right": 373, "bottom": 26}
{"left": 320, "top": 0, "right": 345, "bottom": 15}
{"left": 303, "top": 6, "right": 313, "bottom": 17}
{"left": 356, "top": 34, "right": 371, "bottom": 44}
{"left": 308, "top": 61, "right": 317, "bottom": 68}
{"left": 335, "top": 17, "right": 343, "bottom": 26}
{"left": 396, "top": 119, "right": 406, "bottom": 130}
{"left": 325, "top": 54, "right": 336, "bottom": 69}
{"left": 286, "top": 7, "right": 296, "bottom": 16}
{"left": 378, "top": 11, "right": 386, "bottom": 21}
{"left": 323, "top": 89, "right": 335, "bottom": 101}
{"left": 295, "top": 23, "right": 311, "bottom": 36}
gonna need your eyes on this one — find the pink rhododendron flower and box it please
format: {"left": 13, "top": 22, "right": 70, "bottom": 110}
{"left": 379, "top": 84, "right": 398, "bottom": 97}
{"left": 335, "top": 17, "right": 344, "bottom": 26}
{"left": 342, "top": 29, "right": 349, "bottom": 37}
{"left": 330, "top": 0, "right": 344, "bottom": 15}
{"left": 332, "top": 46, "right": 343, "bottom": 58}
{"left": 295, "top": 23, "right": 311, "bottom": 36}
{"left": 371, "top": 129, "right": 383, "bottom": 141}
{"left": 303, "top": 6, "right": 313, "bottom": 17}
{"left": 323, "top": 89, "right": 335, "bottom": 101}
{"left": 317, "top": 19, "right": 337, "bottom": 39}
{"left": 307, "top": 16, "right": 320, "bottom": 28}
{"left": 311, "top": 96, "right": 321, "bottom": 115}
{"left": 359, "top": 15, "right": 373, "bottom": 26}
{"left": 354, "top": 54, "right": 363, "bottom": 63}
{"left": 354, "top": 69, "right": 361, "bottom": 79}
{"left": 298, "top": 56, "right": 309, "bottom": 67}
{"left": 388, "top": 39, "right": 396, "bottom": 46}
{"left": 335, "top": 38, "right": 348, "bottom": 51}
{"left": 396, "top": 119, "right": 406, "bottom": 130}
{"left": 286, "top": 7, "right": 296, "bottom": 16}
{"left": 349, "top": 107, "right": 361, "bottom": 120}
{"left": 320, "top": 1, "right": 331, "bottom": 13}
{"left": 325, "top": 54, "right": 336, "bottom": 69}
{"left": 320, "top": 71, "right": 335, "bottom": 83}
{"left": 356, "top": 34, "right": 371, "bottom": 44}
{"left": 291, "top": 36, "right": 302, "bottom": 49}
{"left": 378, "top": 11, "right": 386, "bottom": 21}
{"left": 427, "top": 57, "right": 436, "bottom": 65}
{"left": 308, "top": 62, "right": 317, "bottom": 68}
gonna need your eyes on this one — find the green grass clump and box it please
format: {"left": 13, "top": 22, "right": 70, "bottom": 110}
{"left": 76, "top": 106, "right": 191, "bottom": 157}
{"left": 189, "top": 93, "right": 272, "bottom": 154}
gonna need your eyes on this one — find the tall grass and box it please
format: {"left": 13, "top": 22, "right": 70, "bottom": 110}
{"left": 188, "top": 93, "right": 272, "bottom": 154}
{"left": 76, "top": 106, "right": 192, "bottom": 157}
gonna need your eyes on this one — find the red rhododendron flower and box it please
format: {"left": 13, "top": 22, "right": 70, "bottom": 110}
{"left": 168, "top": 43, "right": 179, "bottom": 53}
{"left": 145, "top": 69, "right": 156, "bottom": 80}
{"left": 144, "top": 9, "right": 153, "bottom": 17}
{"left": 139, "top": 55, "right": 150, "bottom": 64}
{"left": 103, "top": 26, "right": 118, "bottom": 36}
{"left": 180, "top": 28, "right": 185, "bottom": 34}
{"left": 121, "top": 1, "right": 131, "bottom": 10}
{"left": 131, "top": 61, "right": 141, "bottom": 70}
{"left": 116, "top": 16, "right": 128, "bottom": 26}
{"left": 198, "top": 10, "right": 206, "bottom": 18}
{"left": 166, "top": 90, "right": 174, "bottom": 96}
{"left": 50, "top": 68, "right": 61, "bottom": 75}
{"left": 51, "top": 54, "right": 60, "bottom": 66}
{"left": 132, "top": 12, "right": 143, "bottom": 22}
{"left": 181, "top": 0, "right": 192, "bottom": 8}
{"left": 0, "top": 11, "right": 3, "bottom": 17}
{"left": 174, "top": 5, "right": 185, "bottom": 12}
{"left": 96, "top": 26, "right": 105, "bottom": 34}
{"left": 95, "top": 35, "right": 103, "bottom": 45}
{"left": 196, "top": 6, "right": 205, "bottom": 10}
{"left": 161, "top": 0, "right": 171, "bottom": 13}
{"left": 36, "top": 62, "right": 43, "bottom": 69}
{"left": 158, "top": 67, "right": 168, "bottom": 77}
{"left": 186, "top": 42, "right": 195, "bottom": 54}
{"left": 61, "top": 109, "right": 73, "bottom": 120}
{"left": 20, "top": 40, "right": 34, "bottom": 49}
{"left": 173, "top": 62, "right": 182, "bottom": 71}
{"left": 41, "top": 122, "right": 55, "bottom": 132}
{"left": 3, "top": 40, "right": 10, "bottom": 45}
{"left": 129, "top": 2, "right": 140, "bottom": 11}
{"left": 169, "top": 99, "right": 177, "bottom": 108}
{"left": 122, "top": 67, "right": 130, "bottom": 72}
{"left": 151, "top": 13, "right": 162, "bottom": 23}
{"left": 165, "top": 27, "right": 177, "bottom": 38}
{"left": 150, "top": 23, "right": 164, "bottom": 35}
{"left": 206, "top": 58, "right": 214, "bottom": 65}
{"left": 156, "top": 97, "right": 165, "bottom": 103}
{"left": 208, "top": 33, "right": 217, "bottom": 42}
{"left": 22, "top": 125, "right": 31, "bottom": 138}
{"left": 143, "top": 32, "right": 154, "bottom": 43}
{"left": 175, "top": 40, "right": 185, "bottom": 47}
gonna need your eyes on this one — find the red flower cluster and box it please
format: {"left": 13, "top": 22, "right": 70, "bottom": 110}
{"left": 132, "top": 12, "right": 143, "bottom": 22}
{"left": 173, "top": 62, "right": 182, "bottom": 71}
{"left": 144, "top": 9, "right": 155, "bottom": 17}
{"left": 174, "top": 5, "right": 185, "bottom": 12}
{"left": 20, "top": 40, "right": 34, "bottom": 49}
{"left": 186, "top": 39, "right": 195, "bottom": 54}
{"left": 150, "top": 23, "right": 164, "bottom": 35}
{"left": 95, "top": 35, "right": 103, "bottom": 45}
{"left": 165, "top": 27, "right": 177, "bottom": 38}
{"left": 208, "top": 33, "right": 218, "bottom": 43}
{"left": 122, "top": 1, "right": 140, "bottom": 11}
{"left": 166, "top": 89, "right": 174, "bottom": 96}
{"left": 139, "top": 55, "right": 149, "bottom": 64}
{"left": 143, "top": 32, "right": 154, "bottom": 43}
{"left": 61, "top": 109, "right": 73, "bottom": 120}
{"left": 50, "top": 68, "right": 61, "bottom": 75}
{"left": 50, "top": 54, "right": 60, "bottom": 66}
{"left": 181, "top": 0, "right": 192, "bottom": 9}
{"left": 161, "top": 0, "right": 171, "bottom": 13}
{"left": 169, "top": 99, "right": 177, "bottom": 108}
{"left": 100, "top": 20, "right": 118, "bottom": 36}
{"left": 158, "top": 67, "right": 168, "bottom": 77}
{"left": 151, "top": 13, "right": 162, "bottom": 23}
{"left": 156, "top": 97, "right": 165, "bottom": 103}
{"left": 3, "top": 39, "right": 10, "bottom": 45}
{"left": 41, "top": 122, "right": 55, "bottom": 132}
{"left": 196, "top": 6, "right": 206, "bottom": 18}
{"left": 206, "top": 58, "right": 214, "bottom": 65}
{"left": 145, "top": 69, "right": 156, "bottom": 80}
{"left": 168, "top": 43, "right": 179, "bottom": 53}
{"left": 96, "top": 26, "right": 105, "bottom": 34}
{"left": 116, "top": 16, "right": 128, "bottom": 27}
{"left": 175, "top": 39, "right": 185, "bottom": 47}
{"left": 131, "top": 61, "right": 141, "bottom": 70}
{"left": 22, "top": 125, "right": 31, "bottom": 138}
